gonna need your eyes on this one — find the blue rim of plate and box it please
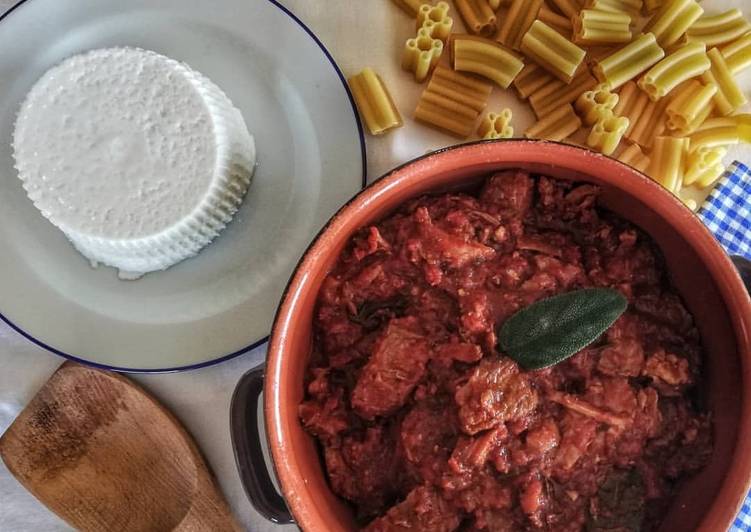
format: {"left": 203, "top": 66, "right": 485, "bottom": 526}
{"left": 0, "top": 0, "right": 368, "bottom": 373}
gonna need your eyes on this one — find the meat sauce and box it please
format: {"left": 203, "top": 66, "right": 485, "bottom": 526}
{"left": 299, "top": 171, "right": 711, "bottom": 531}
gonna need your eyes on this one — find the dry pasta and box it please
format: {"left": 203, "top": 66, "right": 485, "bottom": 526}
{"left": 587, "top": 115, "right": 630, "bottom": 155}
{"left": 454, "top": 0, "right": 497, "bottom": 36}
{"left": 513, "top": 63, "right": 558, "bottom": 99}
{"left": 392, "top": 0, "right": 424, "bottom": 16}
{"left": 520, "top": 20, "right": 586, "bottom": 83}
{"left": 592, "top": 33, "right": 665, "bottom": 90}
{"left": 683, "top": 146, "right": 727, "bottom": 187}
{"left": 584, "top": 0, "right": 642, "bottom": 18}
{"left": 538, "top": 5, "right": 572, "bottom": 37}
{"left": 689, "top": 124, "right": 741, "bottom": 150}
{"left": 644, "top": 0, "right": 704, "bottom": 48}
{"left": 575, "top": 84, "right": 619, "bottom": 126}
{"left": 530, "top": 70, "right": 597, "bottom": 117}
{"left": 573, "top": 10, "right": 632, "bottom": 46}
{"left": 451, "top": 35, "right": 525, "bottom": 88}
{"left": 348, "top": 68, "right": 403, "bottom": 135}
{"left": 720, "top": 33, "right": 751, "bottom": 74}
{"left": 665, "top": 79, "right": 716, "bottom": 134}
{"left": 418, "top": 2, "right": 455, "bottom": 42}
{"left": 702, "top": 47, "right": 747, "bottom": 116}
{"left": 548, "top": 0, "right": 581, "bottom": 19}
{"left": 403, "top": 27, "right": 444, "bottom": 82}
{"left": 496, "top": 0, "right": 543, "bottom": 51}
{"left": 414, "top": 65, "right": 493, "bottom": 137}
{"left": 701, "top": 115, "right": 751, "bottom": 144}
{"left": 638, "top": 42, "right": 710, "bottom": 101}
{"left": 647, "top": 136, "right": 690, "bottom": 192}
{"left": 478, "top": 108, "right": 514, "bottom": 139}
{"left": 525, "top": 104, "right": 582, "bottom": 141}
{"left": 614, "top": 81, "right": 670, "bottom": 147}
{"left": 617, "top": 142, "right": 651, "bottom": 172}
{"left": 685, "top": 9, "right": 751, "bottom": 48}
{"left": 642, "top": 0, "right": 664, "bottom": 14}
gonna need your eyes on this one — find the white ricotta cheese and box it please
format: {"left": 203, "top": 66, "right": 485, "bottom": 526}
{"left": 12, "top": 47, "right": 256, "bottom": 278}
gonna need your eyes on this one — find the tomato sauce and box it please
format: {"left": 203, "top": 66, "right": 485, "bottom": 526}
{"left": 299, "top": 171, "right": 711, "bottom": 531}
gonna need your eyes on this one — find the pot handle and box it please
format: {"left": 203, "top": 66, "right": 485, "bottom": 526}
{"left": 230, "top": 364, "right": 294, "bottom": 524}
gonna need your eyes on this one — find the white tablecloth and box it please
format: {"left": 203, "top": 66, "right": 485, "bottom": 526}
{"left": 1, "top": 1, "right": 749, "bottom": 531}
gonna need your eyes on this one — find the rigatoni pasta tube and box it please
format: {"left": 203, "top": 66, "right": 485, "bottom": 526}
{"left": 638, "top": 42, "right": 710, "bottom": 100}
{"left": 697, "top": 115, "right": 751, "bottom": 144}
{"left": 702, "top": 47, "right": 747, "bottom": 116}
{"left": 402, "top": 28, "right": 444, "bottom": 82}
{"left": 587, "top": 115, "right": 630, "bottom": 155}
{"left": 538, "top": 5, "right": 572, "bottom": 37}
{"left": 720, "top": 33, "right": 751, "bottom": 74}
{"left": 573, "top": 10, "right": 632, "bottom": 46}
{"left": 414, "top": 65, "right": 493, "bottom": 137}
{"left": 520, "top": 20, "right": 586, "bottom": 83}
{"left": 529, "top": 70, "right": 597, "bottom": 118}
{"left": 617, "top": 142, "right": 651, "bottom": 172}
{"left": 644, "top": 0, "right": 704, "bottom": 48}
{"left": 548, "top": 0, "right": 581, "bottom": 18}
{"left": 642, "top": 0, "right": 664, "bottom": 14}
{"left": 454, "top": 0, "right": 497, "bottom": 36}
{"left": 513, "top": 63, "right": 559, "bottom": 99}
{"left": 593, "top": 33, "right": 665, "bottom": 90}
{"left": 348, "top": 68, "right": 403, "bottom": 135}
{"left": 451, "top": 35, "right": 525, "bottom": 88}
{"left": 689, "top": 125, "right": 740, "bottom": 151}
{"left": 685, "top": 9, "right": 751, "bottom": 48}
{"left": 665, "top": 80, "right": 716, "bottom": 133}
{"left": 418, "top": 2, "right": 454, "bottom": 42}
{"left": 478, "top": 108, "right": 514, "bottom": 139}
{"left": 614, "top": 81, "right": 670, "bottom": 147}
{"left": 647, "top": 136, "right": 690, "bottom": 192}
{"left": 525, "top": 104, "right": 582, "bottom": 141}
{"left": 496, "top": 0, "right": 543, "bottom": 51}
{"left": 683, "top": 146, "right": 726, "bottom": 187}
{"left": 584, "top": 0, "right": 642, "bottom": 18}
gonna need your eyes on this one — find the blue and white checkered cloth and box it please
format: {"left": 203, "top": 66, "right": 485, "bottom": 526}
{"left": 697, "top": 161, "right": 751, "bottom": 531}
{"left": 698, "top": 161, "right": 751, "bottom": 261}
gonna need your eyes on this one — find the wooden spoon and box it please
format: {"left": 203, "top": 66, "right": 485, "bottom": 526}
{"left": 0, "top": 361, "right": 241, "bottom": 532}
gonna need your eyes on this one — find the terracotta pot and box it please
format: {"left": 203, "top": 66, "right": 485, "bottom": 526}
{"left": 234, "top": 140, "right": 751, "bottom": 531}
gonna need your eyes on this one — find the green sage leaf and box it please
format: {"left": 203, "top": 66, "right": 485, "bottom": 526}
{"left": 498, "top": 288, "right": 628, "bottom": 370}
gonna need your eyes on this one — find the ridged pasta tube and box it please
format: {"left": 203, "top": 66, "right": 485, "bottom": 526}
{"left": 642, "top": 0, "right": 663, "bottom": 14}
{"left": 454, "top": 0, "right": 497, "bottom": 36}
{"left": 525, "top": 104, "right": 582, "bottom": 141}
{"left": 348, "top": 68, "right": 403, "bottom": 135}
{"left": 513, "top": 63, "right": 558, "bottom": 99}
{"left": 702, "top": 47, "right": 747, "bottom": 116}
{"left": 665, "top": 80, "right": 717, "bottom": 133}
{"left": 644, "top": 0, "right": 704, "bottom": 48}
{"left": 638, "top": 42, "right": 710, "bottom": 100}
{"left": 697, "top": 115, "right": 751, "bottom": 144}
{"left": 684, "top": 146, "right": 727, "bottom": 187}
{"left": 548, "top": 0, "right": 581, "bottom": 18}
{"left": 573, "top": 10, "right": 632, "bottom": 46}
{"left": 720, "top": 33, "right": 751, "bottom": 74}
{"left": 451, "top": 35, "right": 525, "bottom": 88}
{"left": 538, "top": 5, "right": 572, "bottom": 37}
{"left": 689, "top": 124, "right": 740, "bottom": 151}
{"left": 593, "top": 33, "right": 665, "bottom": 90}
{"left": 478, "top": 109, "right": 514, "bottom": 139}
{"left": 529, "top": 70, "right": 597, "bottom": 118}
{"left": 496, "top": 0, "right": 543, "bottom": 51}
{"left": 617, "top": 142, "right": 651, "bottom": 172}
{"left": 584, "top": 0, "right": 642, "bottom": 17}
{"left": 575, "top": 84, "right": 619, "bottom": 126}
{"left": 414, "top": 65, "right": 493, "bottom": 137}
{"left": 614, "top": 81, "right": 670, "bottom": 147}
{"left": 587, "top": 115, "right": 630, "bottom": 155}
{"left": 647, "top": 136, "right": 690, "bottom": 192}
{"left": 520, "top": 20, "right": 586, "bottom": 83}
{"left": 685, "top": 9, "right": 751, "bottom": 48}
{"left": 402, "top": 27, "right": 444, "bottom": 82}
{"left": 418, "top": 2, "right": 454, "bottom": 42}
{"left": 392, "top": 0, "right": 423, "bottom": 16}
